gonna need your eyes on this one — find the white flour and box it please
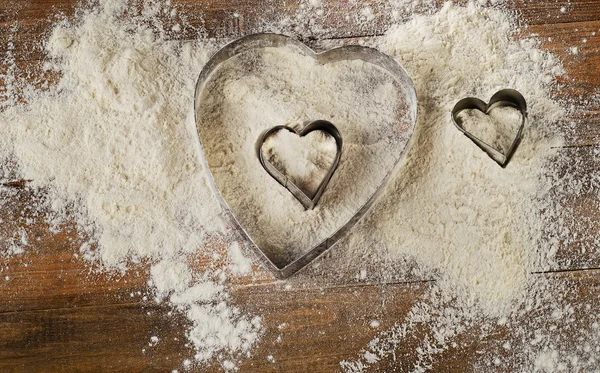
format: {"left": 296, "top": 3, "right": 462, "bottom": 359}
{"left": 1, "top": 0, "right": 598, "bottom": 372}
{"left": 0, "top": 0, "right": 259, "bottom": 368}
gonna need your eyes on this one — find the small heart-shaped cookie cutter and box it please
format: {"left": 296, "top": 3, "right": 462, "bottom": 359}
{"left": 451, "top": 89, "right": 527, "bottom": 168}
{"left": 194, "top": 33, "right": 417, "bottom": 279}
{"left": 257, "top": 120, "right": 343, "bottom": 210}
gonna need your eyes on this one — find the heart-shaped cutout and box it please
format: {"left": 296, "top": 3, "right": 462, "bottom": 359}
{"left": 451, "top": 89, "right": 527, "bottom": 168}
{"left": 194, "top": 33, "right": 417, "bottom": 278}
{"left": 257, "top": 120, "right": 342, "bottom": 210}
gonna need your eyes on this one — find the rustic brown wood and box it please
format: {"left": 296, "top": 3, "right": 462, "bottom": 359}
{"left": 2, "top": 0, "right": 600, "bottom": 372}
{"left": 0, "top": 283, "right": 424, "bottom": 373}
{"left": 359, "top": 268, "right": 600, "bottom": 373}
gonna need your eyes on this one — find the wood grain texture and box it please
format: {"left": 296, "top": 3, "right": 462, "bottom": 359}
{"left": 2, "top": 0, "right": 600, "bottom": 372}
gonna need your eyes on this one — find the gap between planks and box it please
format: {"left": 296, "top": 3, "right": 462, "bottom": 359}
{"left": 1, "top": 268, "right": 599, "bottom": 315}
{"left": 0, "top": 301, "right": 153, "bottom": 316}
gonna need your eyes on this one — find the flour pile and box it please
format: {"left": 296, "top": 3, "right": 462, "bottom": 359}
{"left": 339, "top": 3, "right": 599, "bottom": 372}
{"left": 368, "top": 1, "right": 564, "bottom": 314}
{"left": 1, "top": 0, "right": 598, "bottom": 372}
{"left": 0, "top": 0, "right": 260, "bottom": 368}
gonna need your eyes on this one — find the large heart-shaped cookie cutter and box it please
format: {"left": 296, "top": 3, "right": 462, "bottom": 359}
{"left": 194, "top": 33, "right": 417, "bottom": 279}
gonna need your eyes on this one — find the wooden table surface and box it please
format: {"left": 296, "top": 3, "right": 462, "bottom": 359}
{"left": 2, "top": 1, "right": 600, "bottom": 372}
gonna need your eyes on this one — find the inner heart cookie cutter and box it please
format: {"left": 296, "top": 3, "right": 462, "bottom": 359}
{"left": 194, "top": 33, "right": 417, "bottom": 279}
{"left": 257, "top": 120, "right": 343, "bottom": 210}
{"left": 451, "top": 89, "right": 527, "bottom": 168}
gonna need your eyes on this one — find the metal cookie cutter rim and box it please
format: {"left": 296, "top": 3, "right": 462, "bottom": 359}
{"left": 451, "top": 89, "right": 527, "bottom": 168}
{"left": 194, "top": 33, "right": 418, "bottom": 279}
{"left": 257, "top": 120, "right": 343, "bottom": 210}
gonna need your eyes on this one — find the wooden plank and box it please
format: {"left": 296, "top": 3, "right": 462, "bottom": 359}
{"left": 509, "top": 0, "right": 600, "bottom": 26}
{"left": 0, "top": 280, "right": 429, "bottom": 373}
{"left": 4, "top": 0, "right": 600, "bottom": 56}
{"left": 0, "top": 303, "right": 193, "bottom": 373}
{"left": 0, "top": 183, "right": 285, "bottom": 313}
{"left": 232, "top": 281, "right": 428, "bottom": 373}
{"left": 522, "top": 21, "right": 600, "bottom": 146}
{"left": 0, "top": 182, "right": 427, "bottom": 313}
{"left": 340, "top": 269, "right": 600, "bottom": 372}
{"left": 1, "top": 269, "right": 599, "bottom": 373}
{"left": 0, "top": 184, "right": 154, "bottom": 313}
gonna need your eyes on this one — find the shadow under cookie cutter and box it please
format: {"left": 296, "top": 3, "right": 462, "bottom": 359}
{"left": 194, "top": 33, "right": 417, "bottom": 279}
{"left": 451, "top": 89, "right": 527, "bottom": 168}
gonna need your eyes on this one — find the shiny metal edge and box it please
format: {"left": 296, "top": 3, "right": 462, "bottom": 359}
{"left": 451, "top": 89, "right": 527, "bottom": 168}
{"left": 257, "top": 120, "right": 343, "bottom": 210}
{"left": 194, "top": 33, "right": 418, "bottom": 279}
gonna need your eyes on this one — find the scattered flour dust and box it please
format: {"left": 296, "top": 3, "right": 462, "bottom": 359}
{"left": 1, "top": 0, "right": 599, "bottom": 372}
{"left": 0, "top": 0, "right": 260, "bottom": 368}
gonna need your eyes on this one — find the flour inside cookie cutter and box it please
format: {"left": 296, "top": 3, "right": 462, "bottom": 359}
{"left": 257, "top": 120, "right": 343, "bottom": 210}
{"left": 194, "top": 33, "right": 418, "bottom": 279}
{"left": 451, "top": 89, "right": 527, "bottom": 168}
